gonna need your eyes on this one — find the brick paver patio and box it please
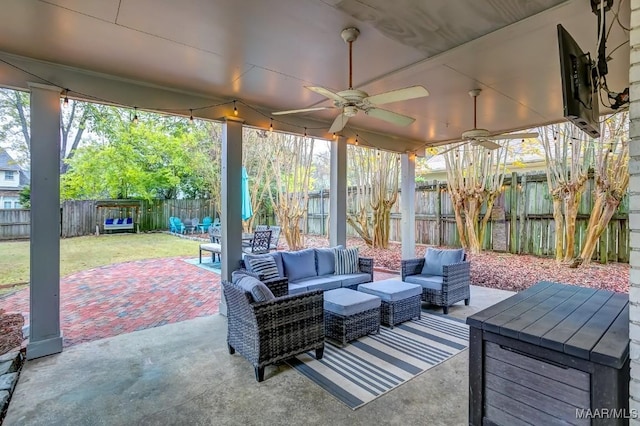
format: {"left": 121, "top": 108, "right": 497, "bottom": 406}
{"left": 1, "top": 257, "right": 398, "bottom": 347}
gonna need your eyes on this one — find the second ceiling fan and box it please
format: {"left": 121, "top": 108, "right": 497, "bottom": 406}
{"left": 272, "top": 27, "right": 429, "bottom": 134}
{"left": 446, "top": 89, "right": 538, "bottom": 152}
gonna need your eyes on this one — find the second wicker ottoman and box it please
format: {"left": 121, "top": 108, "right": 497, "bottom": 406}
{"left": 357, "top": 280, "right": 422, "bottom": 328}
{"left": 323, "top": 288, "right": 381, "bottom": 346}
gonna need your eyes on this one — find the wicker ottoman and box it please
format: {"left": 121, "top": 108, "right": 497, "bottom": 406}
{"left": 323, "top": 288, "right": 381, "bottom": 346}
{"left": 357, "top": 280, "right": 422, "bottom": 328}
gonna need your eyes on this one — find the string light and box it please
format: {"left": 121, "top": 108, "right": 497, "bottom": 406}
{"left": 355, "top": 134, "right": 359, "bottom": 145}
{"left": 233, "top": 100, "right": 238, "bottom": 116}
{"left": 332, "top": 133, "right": 337, "bottom": 140}
{"left": 63, "top": 89, "right": 69, "bottom": 107}
{"left": 269, "top": 118, "right": 273, "bottom": 132}
{"left": 304, "top": 127, "right": 307, "bottom": 138}
{"left": 189, "top": 109, "right": 194, "bottom": 123}
{"left": 132, "top": 107, "right": 139, "bottom": 124}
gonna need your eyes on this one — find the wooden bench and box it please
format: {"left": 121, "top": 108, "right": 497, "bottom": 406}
{"left": 199, "top": 243, "right": 221, "bottom": 263}
{"left": 104, "top": 218, "right": 134, "bottom": 232}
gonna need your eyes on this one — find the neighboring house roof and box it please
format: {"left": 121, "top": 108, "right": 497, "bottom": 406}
{"left": 0, "top": 149, "right": 22, "bottom": 171}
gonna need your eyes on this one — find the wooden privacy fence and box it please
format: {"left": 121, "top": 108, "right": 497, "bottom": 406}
{"left": 0, "top": 209, "right": 30, "bottom": 240}
{"left": 305, "top": 171, "right": 629, "bottom": 263}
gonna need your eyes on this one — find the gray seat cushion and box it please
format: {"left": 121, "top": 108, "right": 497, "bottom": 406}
{"left": 291, "top": 275, "right": 343, "bottom": 292}
{"left": 404, "top": 274, "right": 443, "bottom": 291}
{"left": 282, "top": 248, "right": 317, "bottom": 282}
{"left": 334, "top": 273, "right": 371, "bottom": 288}
{"left": 288, "top": 282, "right": 310, "bottom": 295}
{"left": 244, "top": 252, "right": 284, "bottom": 277}
{"left": 199, "top": 243, "right": 221, "bottom": 252}
{"left": 235, "top": 275, "right": 275, "bottom": 303}
{"left": 324, "top": 288, "right": 381, "bottom": 316}
{"left": 421, "top": 248, "right": 465, "bottom": 276}
{"left": 357, "top": 280, "right": 422, "bottom": 302}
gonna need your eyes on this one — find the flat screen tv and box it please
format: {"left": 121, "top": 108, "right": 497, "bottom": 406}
{"left": 557, "top": 24, "right": 600, "bottom": 138}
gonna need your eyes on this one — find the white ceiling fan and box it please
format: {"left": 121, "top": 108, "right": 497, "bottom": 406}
{"left": 441, "top": 89, "right": 539, "bottom": 153}
{"left": 272, "top": 27, "right": 429, "bottom": 134}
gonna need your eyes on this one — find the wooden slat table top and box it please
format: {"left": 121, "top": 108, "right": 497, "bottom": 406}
{"left": 467, "top": 281, "right": 629, "bottom": 368}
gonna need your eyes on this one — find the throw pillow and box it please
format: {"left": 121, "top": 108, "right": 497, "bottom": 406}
{"left": 244, "top": 252, "right": 285, "bottom": 277}
{"left": 236, "top": 275, "right": 275, "bottom": 303}
{"left": 248, "top": 256, "right": 280, "bottom": 281}
{"left": 421, "top": 248, "right": 465, "bottom": 276}
{"left": 281, "top": 248, "right": 317, "bottom": 282}
{"left": 315, "top": 245, "right": 343, "bottom": 276}
{"left": 334, "top": 247, "right": 359, "bottom": 275}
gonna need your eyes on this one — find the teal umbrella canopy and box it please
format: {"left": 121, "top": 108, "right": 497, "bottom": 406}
{"left": 241, "top": 167, "right": 253, "bottom": 221}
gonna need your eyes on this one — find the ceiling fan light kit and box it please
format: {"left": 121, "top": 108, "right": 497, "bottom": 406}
{"left": 272, "top": 27, "right": 429, "bottom": 134}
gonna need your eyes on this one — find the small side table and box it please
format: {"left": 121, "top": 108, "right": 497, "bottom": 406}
{"left": 467, "top": 281, "right": 629, "bottom": 426}
{"left": 357, "top": 280, "right": 422, "bottom": 328}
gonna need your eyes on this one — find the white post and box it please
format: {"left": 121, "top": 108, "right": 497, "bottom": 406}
{"left": 27, "top": 83, "right": 63, "bottom": 359}
{"left": 628, "top": 0, "right": 640, "bottom": 418}
{"left": 330, "top": 136, "right": 347, "bottom": 247}
{"left": 219, "top": 117, "right": 244, "bottom": 316}
{"left": 401, "top": 152, "right": 416, "bottom": 259}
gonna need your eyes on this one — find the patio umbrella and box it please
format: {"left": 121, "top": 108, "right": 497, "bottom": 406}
{"left": 241, "top": 166, "right": 253, "bottom": 221}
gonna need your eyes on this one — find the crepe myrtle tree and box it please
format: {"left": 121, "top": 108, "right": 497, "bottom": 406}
{"left": 444, "top": 143, "right": 509, "bottom": 254}
{"left": 346, "top": 145, "right": 400, "bottom": 249}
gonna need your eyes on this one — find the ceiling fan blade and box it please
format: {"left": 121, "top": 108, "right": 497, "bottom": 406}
{"left": 364, "top": 85, "right": 429, "bottom": 105}
{"left": 329, "top": 113, "right": 349, "bottom": 133}
{"left": 485, "top": 132, "right": 539, "bottom": 140}
{"left": 272, "top": 106, "right": 333, "bottom": 116}
{"left": 438, "top": 142, "right": 467, "bottom": 155}
{"left": 306, "top": 86, "right": 347, "bottom": 103}
{"left": 365, "top": 107, "right": 415, "bottom": 126}
{"left": 477, "top": 139, "right": 501, "bottom": 150}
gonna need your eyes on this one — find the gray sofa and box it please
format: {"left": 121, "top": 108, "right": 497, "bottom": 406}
{"left": 241, "top": 247, "right": 374, "bottom": 295}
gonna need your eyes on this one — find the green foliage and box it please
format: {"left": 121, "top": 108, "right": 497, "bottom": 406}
{"left": 18, "top": 185, "right": 30, "bottom": 208}
{"left": 61, "top": 107, "right": 213, "bottom": 200}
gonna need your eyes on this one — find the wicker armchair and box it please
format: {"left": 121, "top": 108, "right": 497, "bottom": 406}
{"left": 401, "top": 250, "right": 470, "bottom": 314}
{"left": 222, "top": 280, "right": 325, "bottom": 382}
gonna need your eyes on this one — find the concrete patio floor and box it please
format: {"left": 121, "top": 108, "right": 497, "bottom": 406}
{"left": 5, "top": 284, "right": 514, "bottom": 426}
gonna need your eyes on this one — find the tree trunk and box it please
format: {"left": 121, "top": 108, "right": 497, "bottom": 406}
{"left": 580, "top": 197, "right": 620, "bottom": 265}
{"left": 552, "top": 198, "right": 564, "bottom": 262}
{"left": 563, "top": 192, "right": 581, "bottom": 261}
{"left": 464, "top": 200, "right": 482, "bottom": 254}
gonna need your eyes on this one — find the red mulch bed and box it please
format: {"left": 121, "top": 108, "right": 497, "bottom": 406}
{"left": 284, "top": 235, "right": 629, "bottom": 293}
{"left": 0, "top": 310, "right": 24, "bottom": 356}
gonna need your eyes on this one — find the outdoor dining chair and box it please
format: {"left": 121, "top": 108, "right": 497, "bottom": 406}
{"left": 243, "top": 230, "right": 271, "bottom": 255}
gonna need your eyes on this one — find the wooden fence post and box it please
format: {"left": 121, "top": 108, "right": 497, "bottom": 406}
{"left": 518, "top": 174, "right": 527, "bottom": 253}
{"left": 436, "top": 181, "right": 442, "bottom": 246}
{"left": 510, "top": 172, "right": 518, "bottom": 253}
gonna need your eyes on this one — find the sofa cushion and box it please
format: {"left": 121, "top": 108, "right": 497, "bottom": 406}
{"left": 244, "top": 252, "right": 284, "bottom": 277}
{"left": 358, "top": 280, "right": 422, "bottom": 302}
{"left": 334, "top": 273, "right": 371, "bottom": 288}
{"left": 292, "top": 275, "right": 343, "bottom": 292}
{"left": 334, "top": 247, "right": 359, "bottom": 275}
{"left": 315, "top": 246, "right": 343, "bottom": 276}
{"left": 404, "top": 274, "right": 443, "bottom": 291}
{"left": 324, "top": 288, "right": 381, "bottom": 316}
{"left": 105, "top": 218, "right": 114, "bottom": 225}
{"left": 288, "top": 282, "right": 310, "bottom": 295}
{"left": 235, "top": 275, "right": 275, "bottom": 303}
{"left": 248, "top": 256, "right": 279, "bottom": 281}
{"left": 282, "top": 248, "right": 317, "bottom": 282}
{"left": 421, "top": 248, "right": 464, "bottom": 276}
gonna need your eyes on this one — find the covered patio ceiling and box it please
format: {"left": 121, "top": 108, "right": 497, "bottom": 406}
{"left": 0, "top": 0, "right": 630, "bottom": 153}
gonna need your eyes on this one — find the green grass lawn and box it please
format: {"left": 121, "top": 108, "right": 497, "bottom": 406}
{"left": 0, "top": 233, "right": 203, "bottom": 288}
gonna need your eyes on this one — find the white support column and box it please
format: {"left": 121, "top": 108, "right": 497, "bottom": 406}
{"left": 629, "top": 1, "right": 640, "bottom": 420}
{"left": 330, "top": 136, "right": 347, "bottom": 247}
{"left": 401, "top": 152, "right": 416, "bottom": 259}
{"left": 27, "top": 83, "right": 63, "bottom": 360}
{"left": 219, "top": 117, "right": 244, "bottom": 316}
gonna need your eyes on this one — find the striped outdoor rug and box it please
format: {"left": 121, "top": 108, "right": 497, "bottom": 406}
{"left": 288, "top": 313, "right": 469, "bottom": 409}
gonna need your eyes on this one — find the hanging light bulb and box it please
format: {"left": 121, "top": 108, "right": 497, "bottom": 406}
{"left": 189, "top": 109, "right": 194, "bottom": 123}
{"left": 269, "top": 119, "right": 273, "bottom": 132}
{"left": 63, "top": 89, "right": 69, "bottom": 107}
{"left": 332, "top": 132, "right": 337, "bottom": 140}
{"left": 304, "top": 127, "right": 307, "bottom": 138}
{"left": 132, "top": 107, "right": 139, "bottom": 124}
{"left": 233, "top": 100, "right": 238, "bottom": 116}
{"left": 355, "top": 134, "right": 359, "bottom": 146}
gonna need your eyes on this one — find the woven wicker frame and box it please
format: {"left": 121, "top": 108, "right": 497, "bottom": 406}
{"left": 401, "top": 257, "right": 471, "bottom": 314}
{"left": 380, "top": 294, "right": 422, "bottom": 328}
{"left": 222, "top": 280, "right": 325, "bottom": 382}
{"left": 324, "top": 306, "right": 380, "bottom": 346}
